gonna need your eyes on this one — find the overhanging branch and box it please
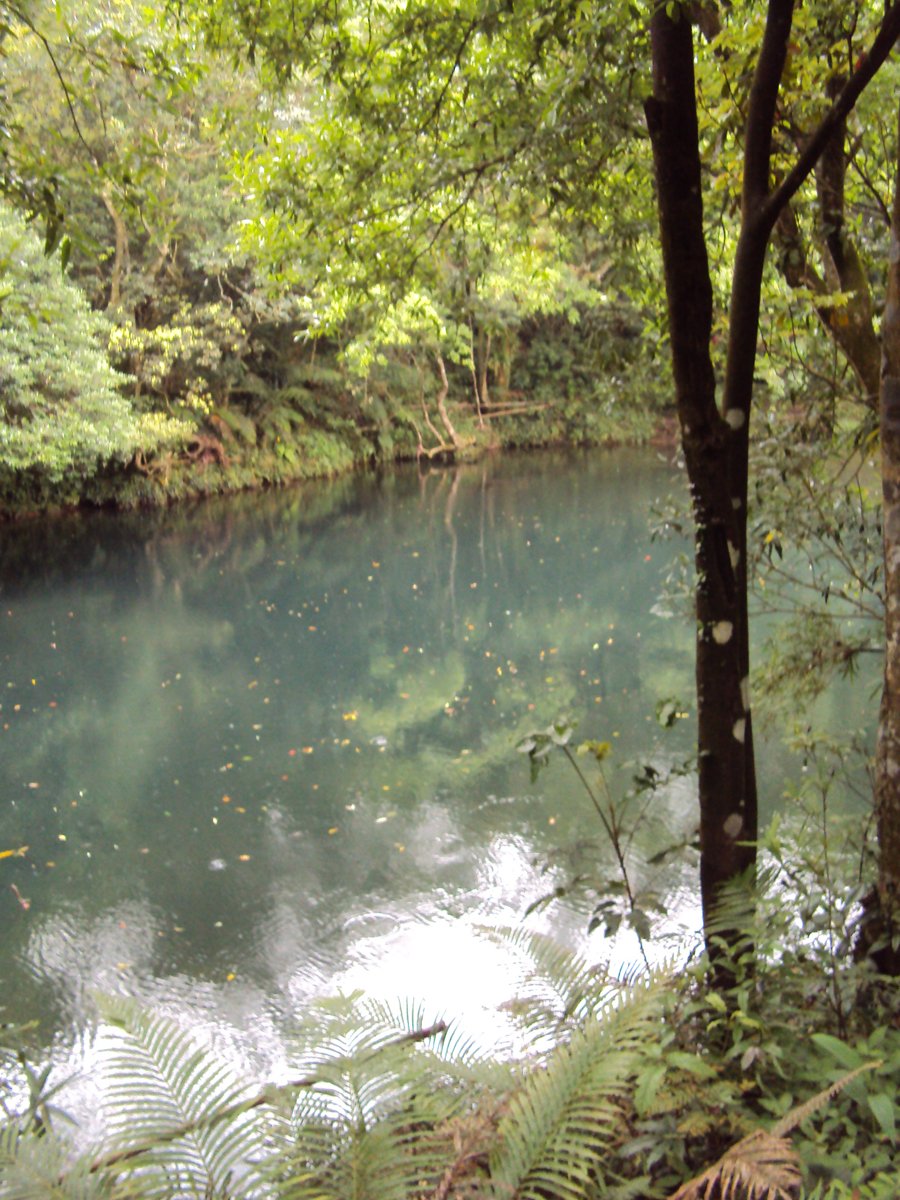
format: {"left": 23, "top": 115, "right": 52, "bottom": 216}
{"left": 761, "top": 1, "right": 900, "bottom": 232}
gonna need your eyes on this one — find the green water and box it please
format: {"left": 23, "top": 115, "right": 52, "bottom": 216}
{"left": 0, "top": 447, "right": 868, "bottom": 1074}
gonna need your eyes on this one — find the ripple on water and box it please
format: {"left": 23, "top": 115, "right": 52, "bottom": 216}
{"left": 22, "top": 899, "right": 162, "bottom": 1029}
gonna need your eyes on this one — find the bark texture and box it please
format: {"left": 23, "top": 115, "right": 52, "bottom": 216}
{"left": 872, "top": 102, "right": 900, "bottom": 975}
{"left": 645, "top": 0, "right": 900, "bottom": 952}
{"left": 646, "top": 5, "right": 760, "bottom": 946}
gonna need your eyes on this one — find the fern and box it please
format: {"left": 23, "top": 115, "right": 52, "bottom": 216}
{"left": 0, "top": 1124, "right": 125, "bottom": 1200}
{"left": 667, "top": 1063, "right": 882, "bottom": 1200}
{"left": 668, "top": 1130, "right": 801, "bottom": 1200}
{"left": 92, "top": 998, "right": 278, "bottom": 1199}
{"left": 489, "top": 974, "right": 667, "bottom": 1200}
{"left": 481, "top": 925, "right": 623, "bottom": 1043}
{"left": 274, "top": 993, "right": 499, "bottom": 1200}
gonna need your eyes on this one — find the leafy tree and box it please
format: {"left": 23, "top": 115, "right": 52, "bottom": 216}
{"left": 0, "top": 200, "right": 186, "bottom": 492}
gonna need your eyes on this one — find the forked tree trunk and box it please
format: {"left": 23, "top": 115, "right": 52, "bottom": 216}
{"left": 773, "top": 94, "right": 882, "bottom": 409}
{"left": 645, "top": 0, "right": 900, "bottom": 957}
{"left": 872, "top": 102, "right": 900, "bottom": 975}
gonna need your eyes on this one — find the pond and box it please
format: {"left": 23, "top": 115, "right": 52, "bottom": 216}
{"left": 0, "top": 447, "right": 872, "bottom": 1092}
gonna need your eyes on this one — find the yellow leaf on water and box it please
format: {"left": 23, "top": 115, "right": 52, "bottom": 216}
{"left": 328, "top": 827, "right": 339, "bottom": 836}
{"left": 0, "top": 846, "right": 28, "bottom": 860}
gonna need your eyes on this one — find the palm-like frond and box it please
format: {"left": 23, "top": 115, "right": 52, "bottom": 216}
{"left": 0, "top": 1124, "right": 126, "bottom": 1200}
{"left": 480, "top": 926, "right": 620, "bottom": 1042}
{"left": 489, "top": 974, "right": 667, "bottom": 1200}
{"left": 275, "top": 994, "right": 498, "bottom": 1200}
{"left": 668, "top": 1130, "right": 800, "bottom": 1200}
{"left": 667, "top": 1063, "right": 882, "bottom": 1200}
{"left": 93, "top": 997, "right": 279, "bottom": 1199}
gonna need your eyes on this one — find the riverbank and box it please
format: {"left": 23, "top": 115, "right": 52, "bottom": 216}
{"left": 0, "top": 393, "right": 669, "bottom": 520}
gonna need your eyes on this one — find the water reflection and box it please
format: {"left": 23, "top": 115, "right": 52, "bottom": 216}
{"left": 2, "top": 449, "right": 699, "bottom": 1074}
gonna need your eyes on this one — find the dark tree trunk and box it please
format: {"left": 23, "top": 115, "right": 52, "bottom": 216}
{"left": 645, "top": 0, "right": 900, "bottom": 957}
{"left": 871, "top": 102, "right": 900, "bottom": 975}
{"left": 645, "top": 5, "right": 759, "bottom": 949}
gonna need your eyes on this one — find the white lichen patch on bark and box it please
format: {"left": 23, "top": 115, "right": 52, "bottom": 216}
{"left": 733, "top": 717, "right": 746, "bottom": 743}
{"left": 712, "top": 620, "right": 733, "bottom": 644}
{"left": 725, "top": 408, "right": 746, "bottom": 430}
{"left": 732, "top": 497, "right": 742, "bottom": 510}
{"left": 740, "top": 676, "right": 750, "bottom": 712}
{"left": 723, "top": 812, "right": 744, "bottom": 838}
{"left": 728, "top": 541, "right": 740, "bottom": 569}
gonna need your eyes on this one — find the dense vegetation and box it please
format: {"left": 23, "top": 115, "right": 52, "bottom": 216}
{"left": 0, "top": 0, "right": 671, "bottom": 515}
{"left": 2, "top": 0, "right": 900, "bottom": 1196}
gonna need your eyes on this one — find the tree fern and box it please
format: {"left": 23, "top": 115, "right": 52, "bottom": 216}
{"left": 489, "top": 974, "right": 667, "bottom": 1200}
{"left": 92, "top": 998, "right": 279, "bottom": 1199}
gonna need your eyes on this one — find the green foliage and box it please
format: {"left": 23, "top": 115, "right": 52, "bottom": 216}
{"left": 108, "top": 302, "right": 247, "bottom": 420}
{"left": 490, "top": 975, "right": 667, "bottom": 1200}
{"left": 518, "top": 716, "right": 695, "bottom": 955}
{"left": 0, "top": 1124, "right": 125, "bottom": 1199}
{"left": 277, "top": 994, "right": 504, "bottom": 1200}
{"left": 0, "top": 202, "right": 187, "bottom": 485}
{"left": 2, "top": 825, "right": 899, "bottom": 1199}
{"left": 94, "top": 996, "right": 276, "bottom": 1198}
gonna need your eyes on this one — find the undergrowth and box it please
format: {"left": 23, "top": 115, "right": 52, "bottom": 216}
{"left": 2, "top": 808, "right": 898, "bottom": 1199}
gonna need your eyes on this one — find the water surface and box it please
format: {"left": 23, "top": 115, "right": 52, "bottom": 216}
{"left": 0, "top": 448, "right": 827, "bottom": 1078}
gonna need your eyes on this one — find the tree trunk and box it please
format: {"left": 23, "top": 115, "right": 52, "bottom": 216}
{"left": 101, "top": 186, "right": 129, "bottom": 311}
{"left": 646, "top": 0, "right": 900, "bottom": 961}
{"left": 646, "top": 5, "right": 758, "bottom": 950}
{"left": 435, "top": 352, "right": 462, "bottom": 450}
{"left": 872, "top": 101, "right": 900, "bottom": 975}
{"left": 773, "top": 83, "right": 882, "bottom": 409}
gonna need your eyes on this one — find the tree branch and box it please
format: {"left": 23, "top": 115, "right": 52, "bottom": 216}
{"left": 743, "top": 0, "right": 794, "bottom": 211}
{"left": 761, "top": 2, "right": 900, "bottom": 232}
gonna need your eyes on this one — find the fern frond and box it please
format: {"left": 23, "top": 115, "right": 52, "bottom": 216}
{"left": 489, "top": 975, "right": 667, "bottom": 1200}
{"left": 481, "top": 925, "right": 617, "bottom": 1041}
{"left": 93, "top": 998, "right": 278, "bottom": 1199}
{"left": 667, "top": 1064, "right": 881, "bottom": 1200}
{"left": 770, "top": 1061, "right": 881, "bottom": 1137}
{"left": 668, "top": 1129, "right": 800, "bottom": 1200}
{"left": 278, "top": 995, "right": 489, "bottom": 1200}
{"left": 0, "top": 1124, "right": 123, "bottom": 1200}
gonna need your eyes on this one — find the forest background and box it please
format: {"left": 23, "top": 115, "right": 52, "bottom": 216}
{"left": 2, "top": 1, "right": 900, "bottom": 1198}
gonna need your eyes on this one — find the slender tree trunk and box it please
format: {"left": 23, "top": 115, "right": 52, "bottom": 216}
{"left": 775, "top": 201, "right": 881, "bottom": 407}
{"left": 479, "top": 330, "right": 491, "bottom": 412}
{"left": 101, "top": 186, "right": 129, "bottom": 310}
{"left": 646, "top": 0, "right": 900, "bottom": 959}
{"left": 435, "top": 352, "right": 462, "bottom": 450}
{"left": 772, "top": 83, "right": 882, "bottom": 409}
{"left": 645, "top": 5, "right": 757, "bottom": 949}
{"left": 872, "top": 102, "right": 900, "bottom": 975}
